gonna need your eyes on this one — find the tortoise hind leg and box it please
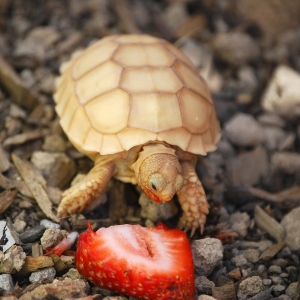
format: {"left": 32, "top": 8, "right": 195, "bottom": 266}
{"left": 57, "top": 161, "right": 115, "bottom": 218}
{"left": 177, "top": 160, "right": 209, "bottom": 236}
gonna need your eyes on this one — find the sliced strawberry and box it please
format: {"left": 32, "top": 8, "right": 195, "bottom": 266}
{"left": 76, "top": 222, "right": 195, "bottom": 300}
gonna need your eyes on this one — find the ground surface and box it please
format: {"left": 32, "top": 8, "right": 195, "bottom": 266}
{"left": 0, "top": 0, "right": 300, "bottom": 299}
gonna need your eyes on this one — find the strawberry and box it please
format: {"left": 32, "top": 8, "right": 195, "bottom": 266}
{"left": 76, "top": 222, "right": 195, "bottom": 300}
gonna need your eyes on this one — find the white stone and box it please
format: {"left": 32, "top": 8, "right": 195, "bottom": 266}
{"left": 262, "top": 65, "right": 300, "bottom": 119}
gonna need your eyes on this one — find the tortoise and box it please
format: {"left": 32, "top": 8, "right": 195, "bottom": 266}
{"left": 54, "top": 34, "right": 220, "bottom": 235}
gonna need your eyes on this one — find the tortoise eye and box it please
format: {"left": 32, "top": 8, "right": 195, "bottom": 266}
{"left": 151, "top": 183, "right": 157, "bottom": 190}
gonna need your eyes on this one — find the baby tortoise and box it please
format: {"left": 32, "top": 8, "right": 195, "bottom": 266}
{"left": 54, "top": 34, "right": 220, "bottom": 235}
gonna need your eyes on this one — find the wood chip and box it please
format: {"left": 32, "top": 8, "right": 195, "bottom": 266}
{"left": 254, "top": 205, "right": 284, "bottom": 242}
{"left": 11, "top": 154, "right": 59, "bottom": 222}
{"left": 0, "top": 145, "right": 10, "bottom": 172}
{"left": 48, "top": 253, "right": 68, "bottom": 272}
{"left": 111, "top": 0, "right": 141, "bottom": 34}
{"left": 18, "top": 256, "right": 54, "bottom": 274}
{"left": 0, "top": 190, "right": 17, "bottom": 214}
{"left": 212, "top": 282, "right": 236, "bottom": 300}
{"left": 0, "top": 173, "right": 14, "bottom": 189}
{"left": 259, "top": 242, "right": 286, "bottom": 261}
{"left": 175, "top": 14, "right": 206, "bottom": 40}
{"left": 249, "top": 186, "right": 300, "bottom": 210}
{"left": 2, "top": 129, "right": 43, "bottom": 148}
{"left": 0, "top": 55, "right": 38, "bottom": 110}
{"left": 32, "top": 243, "right": 43, "bottom": 257}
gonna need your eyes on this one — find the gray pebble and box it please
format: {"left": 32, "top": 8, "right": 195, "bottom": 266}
{"left": 29, "top": 267, "right": 56, "bottom": 283}
{"left": 40, "top": 219, "right": 60, "bottom": 229}
{"left": 198, "top": 295, "right": 217, "bottom": 300}
{"left": 257, "top": 265, "right": 267, "bottom": 273}
{"left": 262, "top": 279, "right": 272, "bottom": 286}
{"left": 270, "top": 276, "right": 283, "bottom": 285}
{"left": 231, "top": 255, "right": 248, "bottom": 267}
{"left": 273, "top": 284, "right": 285, "bottom": 296}
{"left": 191, "top": 238, "right": 223, "bottom": 276}
{"left": 226, "top": 146, "right": 268, "bottom": 187}
{"left": 237, "top": 276, "right": 264, "bottom": 300}
{"left": 0, "top": 274, "right": 14, "bottom": 292}
{"left": 243, "top": 249, "right": 260, "bottom": 263}
{"left": 275, "top": 295, "right": 291, "bottom": 300}
{"left": 268, "top": 265, "right": 282, "bottom": 274}
{"left": 263, "top": 126, "right": 286, "bottom": 151}
{"left": 228, "top": 212, "right": 250, "bottom": 238}
{"left": 224, "top": 113, "right": 265, "bottom": 147}
{"left": 248, "top": 288, "right": 273, "bottom": 300}
{"left": 18, "top": 225, "right": 46, "bottom": 243}
{"left": 271, "top": 152, "right": 300, "bottom": 175}
{"left": 212, "top": 32, "right": 260, "bottom": 66}
{"left": 195, "top": 276, "right": 215, "bottom": 295}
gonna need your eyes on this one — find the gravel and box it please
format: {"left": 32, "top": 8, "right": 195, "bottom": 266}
{"left": 0, "top": 1, "right": 300, "bottom": 299}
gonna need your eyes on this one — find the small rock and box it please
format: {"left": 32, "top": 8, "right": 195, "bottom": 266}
{"left": 237, "top": 276, "right": 264, "bottom": 300}
{"left": 19, "top": 278, "right": 88, "bottom": 300}
{"left": 180, "top": 40, "right": 203, "bottom": 68}
{"left": 268, "top": 265, "right": 282, "bottom": 274}
{"left": 257, "top": 113, "right": 286, "bottom": 128}
{"left": 262, "top": 65, "right": 300, "bottom": 119}
{"left": 224, "top": 113, "right": 265, "bottom": 147}
{"left": 270, "top": 276, "right": 283, "bottom": 285}
{"left": 14, "top": 26, "right": 60, "bottom": 68}
{"left": 13, "top": 218, "right": 26, "bottom": 234}
{"left": 243, "top": 248, "right": 260, "bottom": 263}
{"left": 276, "top": 295, "right": 292, "bottom": 300}
{"left": 63, "top": 268, "right": 85, "bottom": 280}
{"left": 273, "top": 284, "right": 286, "bottom": 296}
{"left": 195, "top": 276, "right": 215, "bottom": 295}
{"left": 228, "top": 212, "right": 250, "bottom": 238}
{"left": 271, "top": 152, "right": 300, "bottom": 175}
{"left": 231, "top": 255, "right": 248, "bottom": 267}
{"left": 191, "top": 238, "right": 223, "bottom": 276}
{"left": 29, "top": 267, "right": 56, "bottom": 283}
{"left": 139, "top": 193, "right": 178, "bottom": 222}
{"left": 40, "top": 219, "right": 60, "bottom": 229}
{"left": 40, "top": 228, "right": 68, "bottom": 251}
{"left": 198, "top": 295, "right": 217, "bottom": 300}
{"left": 19, "top": 225, "right": 46, "bottom": 243}
{"left": 212, "top": 32, "right": 260, "bottom": 66}
{"left": 31, "top": 151, "right": 76, "bottom": 188}
{"left": 103, "top": 297, "right": 128, "bottom": 300}
{"left": 0, "top": 274, "right": 14, "bottom": 292}
{"left": 285, "top": 282, "right": 298, "bottom": 298}
{"left": 226, "top": 146, "right": 268, "bottom": 186}
{"left": 281, "top": 207, "right": 300, "bottom": 250}
{"left": 42, "top": 134, "right": 66, "bottom": 152}
{"left": 0, "top": 245, "right": 26, "bottom": 274}
{"left": 262, "top": 279, "right": 272, "bottom": 286}
{"left": 263, "top": 126, "right": 286, "bottom": 151}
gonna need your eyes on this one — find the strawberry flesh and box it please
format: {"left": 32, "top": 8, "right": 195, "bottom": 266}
{"left": 76, "top": 222, "right": 195, "bottom": 300}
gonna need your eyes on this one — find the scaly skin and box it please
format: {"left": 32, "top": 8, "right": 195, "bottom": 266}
{"left": 177, "top": 161, "right": 209, "bottom": 236}
{"left": 57, "top": 161, "right": 115, "bottom": 217}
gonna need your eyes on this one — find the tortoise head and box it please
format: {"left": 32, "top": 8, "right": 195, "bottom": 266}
{"left": 131, "top": 144, "right": 184, "bottom": 203}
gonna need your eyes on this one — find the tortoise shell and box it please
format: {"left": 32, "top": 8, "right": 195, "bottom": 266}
{"left": 54, "top": 34, "right": 220, "bottom": 158}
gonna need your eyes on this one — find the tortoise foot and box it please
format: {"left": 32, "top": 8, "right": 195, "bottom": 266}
{"left": 177, "top": 162, "right": 209, "bottom": 236}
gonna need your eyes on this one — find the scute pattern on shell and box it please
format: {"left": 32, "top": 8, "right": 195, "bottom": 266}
{"left": 54, "top": 34, "right": 220, "bottom": 156}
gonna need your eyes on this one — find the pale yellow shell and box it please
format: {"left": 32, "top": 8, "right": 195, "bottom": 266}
{"left": 54, "top": 34, "right": 220, "bottom": 158}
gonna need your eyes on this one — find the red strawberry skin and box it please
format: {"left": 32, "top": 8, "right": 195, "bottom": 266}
{"left": 76, "top": 223, "right": 195, "bottom": 300}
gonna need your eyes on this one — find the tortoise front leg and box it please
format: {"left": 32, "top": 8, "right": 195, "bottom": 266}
{"left": 177, "top": 160, "right": 209, "bottom": 236}
{"left": 57, "top": 161, "right": 115, "bottom": 218}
